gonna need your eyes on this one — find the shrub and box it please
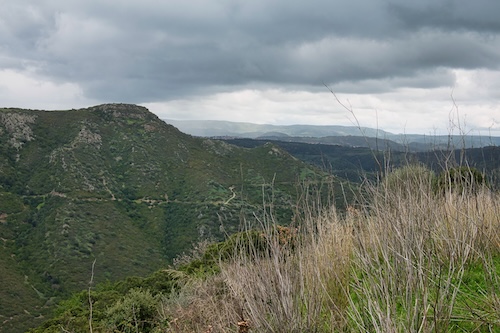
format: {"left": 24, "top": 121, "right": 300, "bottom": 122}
{"left": 435, "top": 166, "right": 488, "bottom": 194}
{"left": 105, "top": 288, "right": 161, "bottom": 333}
{"left": 380, "top": 164, "right": 436, "bottom": 199}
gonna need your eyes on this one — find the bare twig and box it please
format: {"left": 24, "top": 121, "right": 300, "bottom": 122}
{"left": 88, "top": 259, "right": 96, "bottom": 333}
{"left": 323, "top": 83, "right": 384, "bottom": 176}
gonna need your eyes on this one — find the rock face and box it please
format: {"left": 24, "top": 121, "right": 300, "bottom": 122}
{"left": 0, "top": 112, "right": 37, "bottom": 149}
{"left": 0, "top": 104, "right": 321, "bottom": 333}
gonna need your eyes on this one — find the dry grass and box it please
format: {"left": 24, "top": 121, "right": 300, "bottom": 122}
{"left": 221, "top": 207, "right": 353, "bottom": 332}
{"left": 160, "top": 274, "right": 240, "bottom": 332}
{"left": 160, "top": 165, "right": 500, "bottom": 332}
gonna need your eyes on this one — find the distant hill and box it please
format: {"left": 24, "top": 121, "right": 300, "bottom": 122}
{"left": 222, "top": 138, "right": 500, "bottom": 186}
{"left": 164, "top": 119, "right": 389, "bottom": 138}
{"left": 165, "top": 119, "right": 500, "bottom": 151}
{"left": 0, "top": 104, "right": 325, "bottom": 332}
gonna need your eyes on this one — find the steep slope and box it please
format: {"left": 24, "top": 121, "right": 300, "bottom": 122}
{"left": 0, "top": 104, "right": 323, "bottom": 332}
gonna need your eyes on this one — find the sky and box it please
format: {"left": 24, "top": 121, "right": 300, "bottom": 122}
{"left": 1, "top": 0, "right": 500, "bottom": 136}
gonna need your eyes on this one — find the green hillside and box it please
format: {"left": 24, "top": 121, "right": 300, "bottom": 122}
{"left": 29, "top": 165, "right": 500, "bottom": 333}
{"left": 0, "top": 104, "right": 326, "bottom": 332}
{"left": 223, "top": 138, "right": 500, "bottom": 187}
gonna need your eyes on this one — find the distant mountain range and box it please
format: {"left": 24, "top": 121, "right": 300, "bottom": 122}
{"left": 165, "top": 119, "right": 500, "bottom": 152}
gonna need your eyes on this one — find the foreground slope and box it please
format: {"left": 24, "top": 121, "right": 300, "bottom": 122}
{"left": 0, "top": 104, "right": 323, "bottom": 332}
{"left": 30, "top": 165, "right": 500, "bottom": 333}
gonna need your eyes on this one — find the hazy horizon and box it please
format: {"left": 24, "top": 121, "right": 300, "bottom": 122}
{"left": 163, "top": 117, "right": 500, "bottom": 138}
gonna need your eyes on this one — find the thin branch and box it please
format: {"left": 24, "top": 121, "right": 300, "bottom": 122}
{"left": 88, "top": 259, "right": 96, "bottom": 333}
{"left": 323, "top": 83, "right": 384, "bottom": 176}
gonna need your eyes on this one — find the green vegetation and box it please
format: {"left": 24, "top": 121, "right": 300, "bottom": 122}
{"left": 29, "top": 269, "right": 186, "bottom": 333}
{"left": 0, "top": 104, "right": 325, "bottom": 332}
{"left": 29, "top": 164, "right": 500, "bottom": 332}
{"left": 224, "top": 138, "right": 500, "bottom": 188}
{"left": 435, "top": 165, "right": 489, "bottom": 193}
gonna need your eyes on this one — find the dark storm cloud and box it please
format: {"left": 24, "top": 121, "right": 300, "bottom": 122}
{"left": 1, "top": 0, "right": 499, "bottom": 102}
{"left": 388, "top": 1, "right": 500, "bottom": 33}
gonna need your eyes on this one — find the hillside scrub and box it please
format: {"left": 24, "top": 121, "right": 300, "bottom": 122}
{"left": 30, "top": 165, "right": 500, "bottom": 332}
{"left": 2, "top": 105, "right": 330, "bottom": 332}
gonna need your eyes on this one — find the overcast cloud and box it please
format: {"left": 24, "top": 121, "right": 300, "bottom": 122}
{"left": 1, "top": 0, "right": 499, "bottom": 135}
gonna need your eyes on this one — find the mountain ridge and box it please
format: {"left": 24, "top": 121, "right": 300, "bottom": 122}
{"left": 0, "top": 104, "right": 326, "bottom": 332}
{"left": 164, "top": 119, "right": 390, "bottom": 138}
{"left": 165, "top": 119, "right": 500, "bottom": 151}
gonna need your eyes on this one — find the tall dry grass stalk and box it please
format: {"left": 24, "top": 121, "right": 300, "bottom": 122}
{"left": 161, "top": 165, "right": 500, "bottom": 332}
{"left": 348, "top": 166, "right": 500, "bottom": 332}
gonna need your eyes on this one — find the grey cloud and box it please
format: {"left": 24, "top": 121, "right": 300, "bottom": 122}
{"left": 0, "top": 3, "right": 55, "bottom": 67}
{"left": 388, "top": 1, "right": 500, "bottom": 33}
{"left": 1, "top": 0, "right": 500, "bottom": 103}
{"left": 331, "top": 68, "right": 456, "bottom": 94}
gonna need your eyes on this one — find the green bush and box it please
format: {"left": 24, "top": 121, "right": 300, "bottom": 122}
{"left": 105, "top": 288, "right": 161, "bottom": 333}
{"left": 385, "top": 163, "right": 434, "bottom": 185}
{"left": 435, "top": 166, "right": 488, "bottom": 194}
{"left": 177, "top": 230, "right": 267, "bottom": 276}
{"left": 379, "top": 164, "right": 436, "bottom": 202}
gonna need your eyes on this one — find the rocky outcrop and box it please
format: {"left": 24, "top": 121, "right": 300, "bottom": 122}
{"left": 0, "top": 112, "right": 37, "bottom": 149}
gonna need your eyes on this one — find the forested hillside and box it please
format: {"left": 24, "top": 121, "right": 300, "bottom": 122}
{"left": 0, "top": 104, "right": 326, "bottom": 332}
